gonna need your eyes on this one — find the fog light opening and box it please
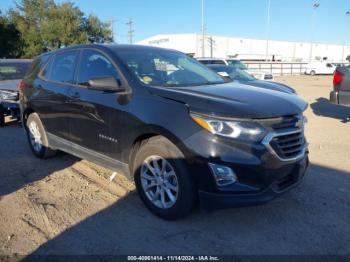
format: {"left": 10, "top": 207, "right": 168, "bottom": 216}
{"left": 209, "top": 163, "right": 237, "bottom": 186}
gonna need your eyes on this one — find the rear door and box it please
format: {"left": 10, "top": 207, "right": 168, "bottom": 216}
{"left": 66, "top": 49, "right": 122, "bottom": 157}
{"left": 32, "top": 51, "right": 79, "bottom": 141}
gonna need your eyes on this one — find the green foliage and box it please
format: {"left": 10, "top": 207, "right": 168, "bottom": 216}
{"left": 0, "top": 11, "right": 24, "bottom": 58}
{"left": 2, "top": 0, "right": 112, "bottom": 58}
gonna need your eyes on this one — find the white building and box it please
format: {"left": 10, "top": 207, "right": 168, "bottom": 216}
{"left": 136, "top": 33, "right": 350, "bottom": 62}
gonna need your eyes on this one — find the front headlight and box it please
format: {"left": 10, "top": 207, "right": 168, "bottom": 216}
{"left": 191, "top": 113, "right": 267, "bottom": 142}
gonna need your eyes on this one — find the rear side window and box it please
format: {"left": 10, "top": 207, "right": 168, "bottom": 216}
{"left": 77, "top": 50, "right": 119, "bottom": 86}
{"left": 0, "top": 62, "right": 31, "bottom": 80}
{"left": 49, "top": 51, "right": 79, "bottom": 84}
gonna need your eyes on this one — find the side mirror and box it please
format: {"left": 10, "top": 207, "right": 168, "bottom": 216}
{"left": 217, "top": 71, "right": 232, "bottom": 82}
{"left": 88, "top": 76, "right": 124, "bottom": 92}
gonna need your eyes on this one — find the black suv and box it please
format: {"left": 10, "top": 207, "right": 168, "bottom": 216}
{"left": 20, "top": 44, "right": 309, "bottom": 219}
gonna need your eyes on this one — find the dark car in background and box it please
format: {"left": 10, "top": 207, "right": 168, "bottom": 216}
{"left": 20, "top": 44, "right": 308, "bottom": 219}
{"left": 330, "top": 67, "right": 350, "bottom": 106}
{"left": 0, "top": 59, "right": 32, "bottom": 126}
{"left": 207, "top": 64, "right": 296, "bottom": 94}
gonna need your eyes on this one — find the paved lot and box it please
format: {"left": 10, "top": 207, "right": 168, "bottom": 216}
{"left": 0, "top": 75, "right": 350, "bottom": 255}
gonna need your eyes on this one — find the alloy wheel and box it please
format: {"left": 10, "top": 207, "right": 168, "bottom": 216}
{"left": 140, "top": 155, "right": 179, "bottom": 209}
{"left": 28, "top": 121, "right": 42, "bottom": 153}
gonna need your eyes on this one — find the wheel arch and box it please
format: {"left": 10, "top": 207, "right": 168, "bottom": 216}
{"left": 22, "top": 107, "right": 35, "bottom": 127}
{"left": 128, "top": 126, "right": 188, "bottom": 173}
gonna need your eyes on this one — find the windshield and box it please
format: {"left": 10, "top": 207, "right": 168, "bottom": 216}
{"left": 226, "top": 60, "right": 248, "bottom": 70}
{"left": 115, "top": 49, "right": 225, "bottom": 87}
{"left": 0, "top": 62, "right": 31, "bottom": 80}
{"left": 213, "top": 66, "right": 256, "bottom": 81}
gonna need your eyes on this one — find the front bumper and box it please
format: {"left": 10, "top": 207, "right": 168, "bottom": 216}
{"left": 199, "top": 155, "right": 309, "bottom": 209}
{"left": 330, "top": 90, "right": 339, "bottom": 104}
{"left": 181, "top": 126, "right": 309, "bottom": 209}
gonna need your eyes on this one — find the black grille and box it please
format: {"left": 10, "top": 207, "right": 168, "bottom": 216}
{"left": 264, "top": 74, "right": 273, "bottom": 80}
{"left": 271, "top": 130, "right": 305, "bottom": 159}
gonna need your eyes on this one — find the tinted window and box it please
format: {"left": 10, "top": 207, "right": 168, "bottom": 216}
{"left": 0, "top": 62, "right": 31, "bottom": 80}
{"left": 41, "top": 58, "right": 53, "bottom": 79}
{"left": 226, "top": 60, "right": 248, "bottom": 70}
{"left": 199, "top": 60, "right": 211, "bottom": 65}
{"left": 50, "top": 51, "right": 78, "bottom": 83}
{"left": 77, "top": 50, "right": 119, "bottom": 86}
{"left": 212, "top": 60, "right": 225, "bottom": 65}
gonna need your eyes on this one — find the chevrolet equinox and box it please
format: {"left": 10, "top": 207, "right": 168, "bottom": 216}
{"left": 20, "top": 44, "right": 309, "bottom": 219}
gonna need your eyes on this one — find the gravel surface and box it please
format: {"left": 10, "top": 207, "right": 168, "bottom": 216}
{"left": 0, "top": 75, "right": 349, "bottom": 255}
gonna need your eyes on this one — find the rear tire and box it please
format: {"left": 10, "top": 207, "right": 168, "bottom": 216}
{"left": 133, "top": 136, "right": 197, "bottom": 220}
{"left": 310, "top": 70, "right": 316, "bottom": 76}
{"left": 26, "top": 113, "right": 56, "bottom": 159}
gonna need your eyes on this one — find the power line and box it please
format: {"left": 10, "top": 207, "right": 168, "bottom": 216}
{"left": 126, "top": 18, "right": 134, "bottom": 44}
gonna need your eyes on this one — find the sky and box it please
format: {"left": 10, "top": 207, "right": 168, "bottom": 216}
{"left": 1, "top": 0, "right": 349, "bottom": 45}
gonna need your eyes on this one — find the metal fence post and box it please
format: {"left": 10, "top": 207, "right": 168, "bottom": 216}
{"left": 281, "top": 63, "right": 283, "bottom": 76}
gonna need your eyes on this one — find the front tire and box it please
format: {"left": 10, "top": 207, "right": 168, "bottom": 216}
{"left": 26, "top": 113, "right": 56, "bottom": 158}
{"left": 133, "top": 136, "right": 197, "bottom": 220}
{"left": 310, "top": 70, "right": 316, "bottom": 76}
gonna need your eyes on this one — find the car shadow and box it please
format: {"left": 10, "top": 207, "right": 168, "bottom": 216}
{"left": 310, "top": 98, "right": 350, "bottom": 123}
{"left": 24, "top": 162, "right": 350, "bottom": 255}
{"left": 0, "top": 124, "right": 78, "bottom": 197}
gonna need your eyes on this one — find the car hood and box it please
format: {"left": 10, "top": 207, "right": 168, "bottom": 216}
{"left": 0, "top": 79, "right": 20, "bottom": 92}
{"left": 150, "top": 82, "right": 307, "bottom": 119}
{"left": 236, "top": 80, "right": 295, "bottom": 94}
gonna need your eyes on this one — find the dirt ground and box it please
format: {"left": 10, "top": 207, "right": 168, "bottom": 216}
{"left": 0, "top": 75, "right": 350, "bottom": 255}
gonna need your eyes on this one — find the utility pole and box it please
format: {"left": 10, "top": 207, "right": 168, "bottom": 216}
{"left": 265, "top": 0, "right": 271, "bottom": 62}
{"left": 201, "top": 0, "right": 205, "bottom": 57}
{"left": 208, "top": 37, "right": 215, "bottom": 58}
{"left": 110, "top": 18, "right": 117, "bottom": 43}
{"left": 309, "top": 1, "right": 320, "bottom": 62}
{"left": 126, "top": 18, "right": 134, "bottom": 44}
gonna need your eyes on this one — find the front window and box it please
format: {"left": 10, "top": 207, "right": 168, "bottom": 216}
{"left": 0, "top": 62, "right": 31, "bottom": 80}
{"left": 115, "top": 49, "right": 225, "bottom": 87}
{"left": 77, "top": 50, "right": 119, "bottom": 86}
{"left": 226, "top": 60, "right": 248, "bottom": 70}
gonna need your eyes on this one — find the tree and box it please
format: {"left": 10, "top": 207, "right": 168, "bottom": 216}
{"left": 8, "top": 0, "right": 52, "bottom": 58}
{"left": 0, "top": 12, "right": 23, "bottom": 58}
{"left": 41, "top": 2, "right": 86, "bottom": 50}
{"left": 84, "top": 15, "right": 112, "bottom": 44}
{"left": 5, "top": 0, "right": 112, "bottom": 58}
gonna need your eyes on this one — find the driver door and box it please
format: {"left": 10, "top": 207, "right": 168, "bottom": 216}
{"left": 66, "top": 49, "right": 122, "bottom": 157}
